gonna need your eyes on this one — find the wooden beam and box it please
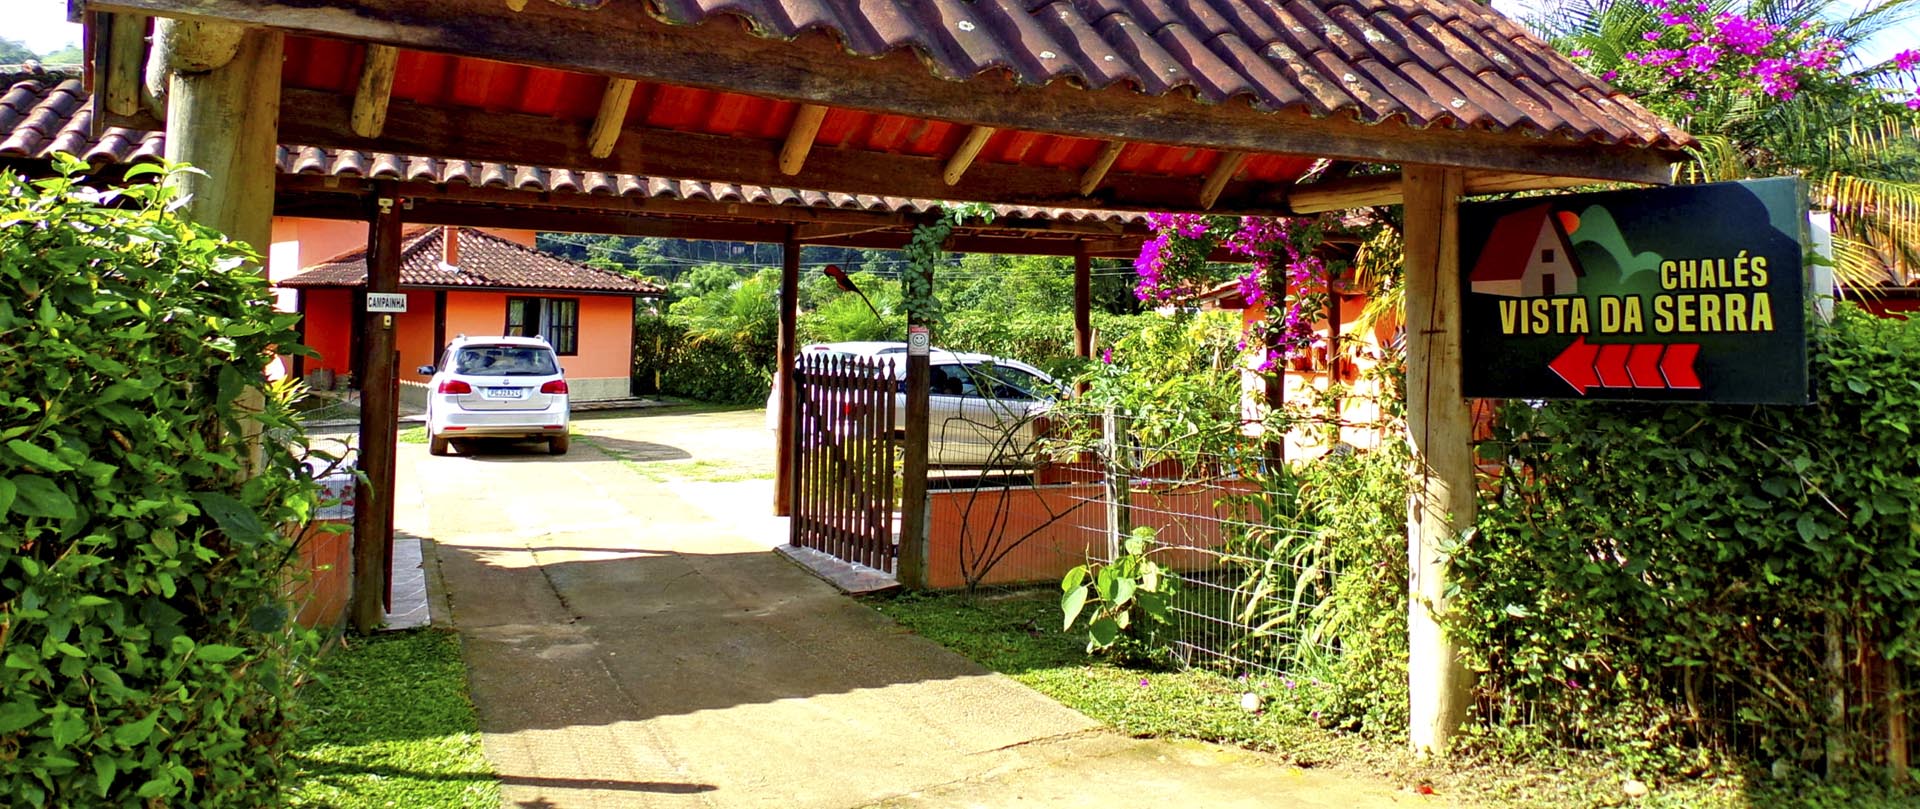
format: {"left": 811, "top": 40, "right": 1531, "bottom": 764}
{"left": 1199, "top": 151, "right": 1247, "bottom": 210}
{"left": 1079, "top": 140, "right": 1125, "bottom": 197}
{"left": 1402, "top": 165, "right": 1473, "bottom": 756}
{"left": 350, "top": 44, "right": 399, "bottom": 138}
{"left": 103, "top": 13, "right": 148, "bottom": 118}
{"left": 779, "top": 103, "right": 828, "bottom": 176}
{"left": 265, "top": 88, "right": 1297, "bottom": 215}
{"left": 88, "top": 0, "right": 1683, "bottom": 185}
{"left": 587, "top": 77, "right": 638, "bottom": 159}
{"left": 151, "top": 16, "right": 243, "bottom": 72}
{"left": 1288, "top": 171, "right": 1617, "bottom": 214}
{"left": 943, "top": 125, "right": 995, "bottom": 186}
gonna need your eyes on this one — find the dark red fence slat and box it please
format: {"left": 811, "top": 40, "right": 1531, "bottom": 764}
{"left": 790, "top": 353, "right": 898, "bottom": 574}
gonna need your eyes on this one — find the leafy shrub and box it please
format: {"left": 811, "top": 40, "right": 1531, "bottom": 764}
{"left": 1227, "top": 441, "right": 1412, "bottom": 735}
{"left": 0, "top": 162, "right": 319, "bottom": 805}
{"left": 632, "top": 315, "right": 771, "bottom": 406}
{"left": 1456, "top": 303, "right": 1920, "bottom": 774}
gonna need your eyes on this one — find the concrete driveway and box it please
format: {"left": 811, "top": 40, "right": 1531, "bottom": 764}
{"left": 395, "top": 407, "right": 1444, "bottom": 809}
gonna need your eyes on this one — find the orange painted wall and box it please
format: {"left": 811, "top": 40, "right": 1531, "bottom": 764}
{"left": 271, "top": 219, "right": 623, "bottom": 383}
{"left": 1236, "top": 293, "right": 1398, "bottom": 457}
{"left": 302, "top": 288, "right": 356, "bottom": 378}
{"left": 924, "top": 480, "right": 1254, "bottom": 590}
{"left": 442, "top": 292, "right": 635, "bottom": 380}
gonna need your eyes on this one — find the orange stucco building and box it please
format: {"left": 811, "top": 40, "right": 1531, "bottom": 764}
{"left": 274, "top": 224, "right": 661, "bottom": 402}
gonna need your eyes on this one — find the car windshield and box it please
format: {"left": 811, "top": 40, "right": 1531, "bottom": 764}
{"left": 452, "top": 345, "right": 558, "bottom": 377}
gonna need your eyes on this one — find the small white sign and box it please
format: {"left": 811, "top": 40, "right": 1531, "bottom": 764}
{"left": 907, "top": 325, "right": 930, "bottom": 356}
{"left": 366, "top": 292, "right": 408, "bottom": 313}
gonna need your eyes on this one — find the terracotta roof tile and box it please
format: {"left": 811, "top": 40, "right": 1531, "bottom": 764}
{"left": 643, "top": 0, "right": 1683, "bottom": 145}
{"left": 280, "top": 226, "right": 666, "bottom": 295}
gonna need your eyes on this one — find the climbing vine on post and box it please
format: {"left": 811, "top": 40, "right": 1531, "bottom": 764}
{"left": 902, "top": 203, "right": 996, "bottom": 326}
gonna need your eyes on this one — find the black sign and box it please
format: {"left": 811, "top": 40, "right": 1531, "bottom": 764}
{"left": 1460, "top": 178, "right": 1810, "bottom": 404}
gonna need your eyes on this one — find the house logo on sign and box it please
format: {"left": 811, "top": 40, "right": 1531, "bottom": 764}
{"left": 1469, "top": 204, "right": 1585, "bottom": 298}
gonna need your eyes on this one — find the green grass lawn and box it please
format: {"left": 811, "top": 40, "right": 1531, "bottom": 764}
{"left": 870, "top": 591, "right": 1914, "bottom": 809}
{"left": 286, "top": 629, "right": 499, "bottom": 808}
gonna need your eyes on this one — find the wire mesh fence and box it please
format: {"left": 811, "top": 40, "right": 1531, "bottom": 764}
{"left": 921, "top": 396, "right": 1352, "bottom": 680}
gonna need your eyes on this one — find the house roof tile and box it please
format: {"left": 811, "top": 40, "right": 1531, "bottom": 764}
{"left": 624, "top": 0, "right": 1688, "bottom": 149}
{"left": 0, "top": 66, "right": 1142, "bottom": 225}
{"left": 279, "top": 226, "right": 665, "bottom": 296}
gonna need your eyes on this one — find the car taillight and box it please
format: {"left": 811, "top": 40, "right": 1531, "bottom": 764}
{"left": 841, "top": 403, "right": 865, "bottom": 417}
{"left": 438, "top": 380, "right": 472, "bottom": 394}
{"left": 540, "top": 379, "right": 569, "bottom": 394}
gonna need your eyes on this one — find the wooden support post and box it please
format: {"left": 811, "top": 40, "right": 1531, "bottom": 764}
{"left": 1079, "top": 140, "right": 1125, "bottom": 197}
{"left": 1199, "top": 151, "right": 1248, "bottom": 210}
{"left": 897, "top": 262, "right": 934, "bottom": 589}
{"left": 587, "top": 77, "right": 638, "bottom": 159}
{"left": 943, "top": 125, "right": 995, "bottom": 186}
{"left": 159, "top": 22, "right": 280, "bottom": 257}
{"left": 779, "top": 103, "right": 829, "bottom": 176}
{"left": 350, "top": 44, "right": 399, "bottom": 139}
{"left": 774, "top": 228, "right": 800, "bottom": 516}
{"left": 1402, "top": 165, "right": 1473, "bottom": 756}
{"left": 158, "top": 23, "right": 281, "bottom": 482}
{"left": 103, "top": 13, "right": 148, "bottom": 118}
{"left": 1073, "top": 251, "right": 1093, "bottom": 361}
{"left": 352, "top": 188, "right": 403, "bottom": 632}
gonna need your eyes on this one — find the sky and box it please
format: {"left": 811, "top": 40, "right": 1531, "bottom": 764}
{"left": 7, "top": 0, "right": 1917, "bottom": 64}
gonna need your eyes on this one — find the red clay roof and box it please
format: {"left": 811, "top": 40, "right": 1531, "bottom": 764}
{"left": 618, "top": 0, "right": 1688, "bottom": 149}
{"left": 0, "top": 67, "right": 1142, "bottom": 224}
{"left": 279, "top": 226, "right": 664, "bottom": 296}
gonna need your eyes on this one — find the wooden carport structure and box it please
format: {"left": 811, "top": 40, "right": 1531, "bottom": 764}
{"left": 74, "top": 0, "right": 1689, "bottom": 753}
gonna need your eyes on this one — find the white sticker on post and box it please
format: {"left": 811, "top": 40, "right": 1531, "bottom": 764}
{"left": 366, "top": 292, "right": 408, "bottom": 313}
{"left": 907, "top": 325, "right": 930, "bottom": 356}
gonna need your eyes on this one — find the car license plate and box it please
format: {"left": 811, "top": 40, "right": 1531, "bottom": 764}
{"left": 484, "top": 387, "right": 524, "bottom": 400}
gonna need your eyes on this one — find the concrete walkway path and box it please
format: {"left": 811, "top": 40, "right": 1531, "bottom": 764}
{"left": 395, "top": 409, "right": 1443, "bottom": 809}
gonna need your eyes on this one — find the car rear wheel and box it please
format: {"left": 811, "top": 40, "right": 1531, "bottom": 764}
{"left": 429, "top": 432, "right": 451, "bottom": 456}
{"left": 548, "top": 434, "right": 570, "bottom": 456}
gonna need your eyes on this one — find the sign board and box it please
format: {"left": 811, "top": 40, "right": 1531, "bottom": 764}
{"left": 1460, "top": 177, "right": 1810, "bottom": 404}
{"left": 906, "top": 325, "right": 930, "bottom": 356}
{"left": 365, "top": 292, "right": 409, "bottom": 313}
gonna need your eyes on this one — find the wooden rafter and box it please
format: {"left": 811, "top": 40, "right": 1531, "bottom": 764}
{"left": 779, "top": 103, "right": 828, "bottom": 176}
{"left": 1078, "top": 140, "right": 1125, "bottom": 197}
{"left": 263, "top": 88, "right": 1298, "bottom": 214}
{"left": 1198, "top": 151, "right": 1247, "bottom": 210}
{"left": 88, "top": 0, "right": 1680, "bottom": 186}
{"left": 587, "top": 77, "right": 638, "bottom": 159}
{"left": 349, "top": 44, "right": 398, "bottom": 139}
{"left": 943, "top": 125, "right": 995, "bottom": 186}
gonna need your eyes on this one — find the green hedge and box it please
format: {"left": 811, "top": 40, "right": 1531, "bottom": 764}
{"left": 631, "top": 315, "right": 770, "bottom": 405}
{"left": 0, "top": 162, "right": 318, "bottom": 806}
{"left": 1458, "top": 303, "right": 1920, "bottom": 773}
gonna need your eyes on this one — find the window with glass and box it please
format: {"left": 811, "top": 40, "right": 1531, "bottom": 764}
{"left": 504, "top": 296, "right": 580, "bottom": 355}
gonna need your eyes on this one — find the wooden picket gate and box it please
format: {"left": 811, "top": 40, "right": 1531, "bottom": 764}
{"left": 789, "top": 354, "right": 898, "bottom": 572}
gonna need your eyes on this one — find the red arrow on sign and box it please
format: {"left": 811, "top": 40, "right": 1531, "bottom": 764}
{"left": 1548, "top": 336, "right": 1600, "bottom": 393}
{"left": 1548, "top": 338, "right": 1703, "bottom": 395}
{"left": 1661, "top": 343, "right": 1702, "bottom": 389}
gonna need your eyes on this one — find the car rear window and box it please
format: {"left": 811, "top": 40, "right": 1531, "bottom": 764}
{"left": 452, "top": 345, "right": 559, "bottom": 377}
